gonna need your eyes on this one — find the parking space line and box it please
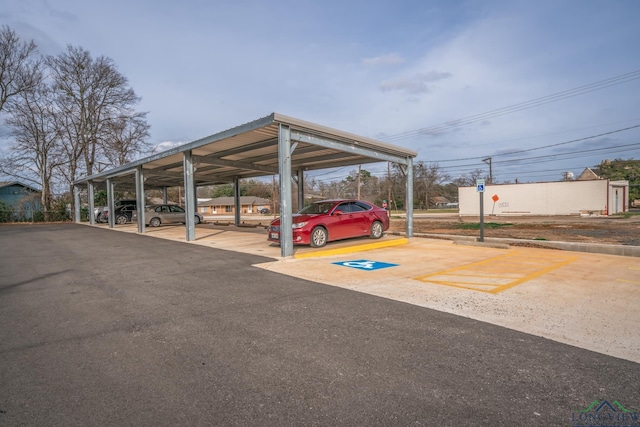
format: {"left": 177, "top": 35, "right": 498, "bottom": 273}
{"left": 617, "top": 279, "right": 640, "bottom": 284}
{"left": 414, "top": 251, "right": 577, "bottom": 294}
{"left": 616, "top": 266, "right": 640, "bottom": 284}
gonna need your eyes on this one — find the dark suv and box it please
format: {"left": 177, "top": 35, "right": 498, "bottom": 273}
{"left": 95, "top": 199, "right": 137, "bottom": 223}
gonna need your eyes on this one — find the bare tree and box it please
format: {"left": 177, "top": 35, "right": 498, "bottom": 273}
{"left": 3, "top": 81, "right": 66, "bottom": 218}
{"left": 102, "top": 113, "right": 151, "bottom": 166}
{"left": 411, "top": 162, "right": 449, "bottom": 209}
{"left": 46, "top": 45, "right": 149, "bottom": 206}
{"left": 341, "top": 168, "right": 380, "bottom": 201}
{"left": 0, "top": 26, "right": 43, "bottom": 112}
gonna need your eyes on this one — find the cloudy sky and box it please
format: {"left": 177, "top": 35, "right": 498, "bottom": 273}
{"left": 1, "top": 0, "right": 639, "bottom": 185}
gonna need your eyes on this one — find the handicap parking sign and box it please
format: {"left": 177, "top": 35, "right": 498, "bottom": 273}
{"left": 333, "top": 259, "right": 398, "bottom": 271}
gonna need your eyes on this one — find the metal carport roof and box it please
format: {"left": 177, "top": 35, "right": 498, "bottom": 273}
{"left": 74, "top": 113, "right": 417, "bottom": 257}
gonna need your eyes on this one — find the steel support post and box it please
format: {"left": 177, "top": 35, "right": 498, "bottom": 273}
{"left": 107, "top": 179, "right": 115, "bottom": 228}
{"left": 405, "top": 157, "right": 414, "bottom": 237}
{"left": 88, "top": 181, "right": 95, "bottom": 225}
{"left": 278, "top": 124, "right": 293, "bottom": 257}
{"left": 234, "top": 176, "right": 241, "bottom": 225}
{"left": 73, "top": 186, "right": 81, "bottom": 223}
{"left": 136, "top": 166, "right": 146, "bottom": 234}
{"left": 183, "top": 150, "right": 196, "bottom": 242}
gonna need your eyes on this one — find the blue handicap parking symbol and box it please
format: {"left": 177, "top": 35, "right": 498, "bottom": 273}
{"left": 333, "top": 259, "right": 398, "bottom": 271}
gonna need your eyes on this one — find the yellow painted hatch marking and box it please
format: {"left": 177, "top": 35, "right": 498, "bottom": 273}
{"left": 414, "top": 251, "right": 577, "bottom": 294}
{"left": 616, "top": 266, "right": 640, "bottom": 284}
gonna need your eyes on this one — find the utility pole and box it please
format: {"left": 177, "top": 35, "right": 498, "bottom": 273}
{"left": 272, "top": 175, "right": 277, "bottom": 218}
{"left": 357, "top": 164, "right": 361, "bottom": 200}
{"left": 482, "top": 157, "right": 493, "bottom": 184}
{"left": 387, "top": 162, "right": 391, "bottom": 209}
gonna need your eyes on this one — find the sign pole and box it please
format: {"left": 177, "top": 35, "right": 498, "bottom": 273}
{"left": 476, "top": 179, "right": 485, "bottom": 242}
{"left": 479, "top": 193, "right": 484, "bottom": 242}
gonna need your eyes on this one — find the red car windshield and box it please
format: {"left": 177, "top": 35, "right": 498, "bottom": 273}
{"left": 298, "top": 202, "right": 335, "bottom": 215}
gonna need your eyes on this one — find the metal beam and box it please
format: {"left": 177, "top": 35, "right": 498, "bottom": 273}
{"left": 144, "top": 169, "right": 185, "bottom": 180}
{"left": 193, "top": 156, "right": 279, "bottom": 175}
{"left": 296, "top": 157, "right": 381, "bottom": 172}
{"left": 234, "top": 144, "right": 320, "bottom": 165}
{"left": 206, "top": 137, "right": 278, "bottom": 158}
{"left": 291, "top": 131, "right": 411, "bottom": 165}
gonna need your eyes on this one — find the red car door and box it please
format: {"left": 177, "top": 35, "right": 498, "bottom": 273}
{"left": 347, "top": 202, "right": 371, "bottom": 236}
{"left": 329, "top": 202, "right": 356, "bottom": 240}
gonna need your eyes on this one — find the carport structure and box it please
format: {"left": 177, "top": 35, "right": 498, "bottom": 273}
{"left": 74, "top": 113, "right": 417, "bottom": 257}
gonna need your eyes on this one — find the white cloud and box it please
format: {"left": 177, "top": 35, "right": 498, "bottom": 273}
{"left": 362, "top": 52, "right": 405, "bottom": 66}
{"left": 378, "top": 70, "right": 453, "bottom": 94}
{"left": 152, "top": 141, "right": 186, "bottom": 153}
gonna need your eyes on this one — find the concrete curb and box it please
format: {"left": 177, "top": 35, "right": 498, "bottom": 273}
{"left": 452, "top": 240, "right": 511, "bottom": 250}
{"left": 388, "top": 231, "right": 640, "bottom": 257}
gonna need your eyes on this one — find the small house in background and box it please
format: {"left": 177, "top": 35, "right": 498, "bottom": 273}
{"left": 576, "top": 167, "right": 600, "bottom": 181}
{"left": 198, "top": 196, "right": 272, "bottom": 216}
{"left": 0, "top": 181, "right": 42, "bottom": 221}
{"left": 430, "top": 196, "right": 451, "bottom": 208}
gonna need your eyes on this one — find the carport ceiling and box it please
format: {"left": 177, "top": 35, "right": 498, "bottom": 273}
{"left": 79, "top": 113, "right": 417, "bottom": 190}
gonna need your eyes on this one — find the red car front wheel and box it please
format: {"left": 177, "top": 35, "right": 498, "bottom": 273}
{"left": 310, "top": 226, "right": 328, "bottom": 248}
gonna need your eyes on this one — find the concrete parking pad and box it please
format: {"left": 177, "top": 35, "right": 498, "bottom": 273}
{"left": 256, "top": 238, "right": 640, "bottom": 363}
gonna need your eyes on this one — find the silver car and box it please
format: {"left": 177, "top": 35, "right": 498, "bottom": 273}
{"left": 133, "top": 204, "right": 203, "bottom": 227}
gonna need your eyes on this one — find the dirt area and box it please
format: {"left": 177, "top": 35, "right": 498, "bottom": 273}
{"left": 233, "top": 212, "right": 640, "bottom": 246}
{"left": 389, "top": 213, "right": 640, "bottom": 246}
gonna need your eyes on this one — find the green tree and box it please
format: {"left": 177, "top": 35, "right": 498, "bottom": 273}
{"left": 0, "top": 200, "right": 10, "bottom": 222}
{"left": 210, "top": 184, "right": 240, "bottom": 198}
{"left": 94, "top": 190, "right": 108, "bottom": 206}
{"left": 593, "top": 158, "right": 640, "bottom": 202}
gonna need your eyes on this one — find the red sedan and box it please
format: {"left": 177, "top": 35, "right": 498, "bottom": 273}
{"left": 268, "top": 199, "right": 390, "bottom": 248}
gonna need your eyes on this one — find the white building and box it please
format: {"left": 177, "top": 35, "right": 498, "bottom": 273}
{"left": 458, "top": 179, "right": 629, "bottom": 216}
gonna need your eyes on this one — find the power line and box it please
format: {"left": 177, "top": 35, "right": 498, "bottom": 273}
{"left": 415, "top": 142, "right": 639, "bottom": 174}
{"left": 379, "top": 69, "right": 640, "bottom": 144}
{"left": 430, "top": 124, "right": 640, "bottom": 163}
{"left": 458, "top": 117, "right": 640, "bottom": 149}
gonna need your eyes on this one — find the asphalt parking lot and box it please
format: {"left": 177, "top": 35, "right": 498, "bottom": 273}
{"left": 1, "top": 223, "right": 639, "bottom": 426}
